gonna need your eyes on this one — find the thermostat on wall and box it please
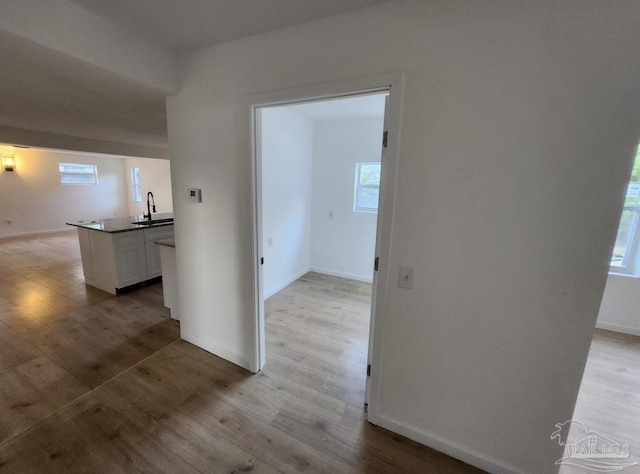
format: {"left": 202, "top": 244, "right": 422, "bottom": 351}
{"left": 188, "top": 188, "right": 202, "bottom": 203}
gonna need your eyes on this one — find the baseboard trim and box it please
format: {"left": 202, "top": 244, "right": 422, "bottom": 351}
{"left": 367, "top": 412, "right": 523, "bottom": 474}
{"left": 310, "top": 267, "right": 373, "bottom": 284}
{"left": 0, "top": 227, "right": 74, "bottom": 239}
{"left": 595, "top": 320, "right": 640, "bottom": 337}
{"left": 264, "top": 267, "right": 311, "bottom": 299}
{"left": 181, "top": 332, "right": 252, "bottom": 372}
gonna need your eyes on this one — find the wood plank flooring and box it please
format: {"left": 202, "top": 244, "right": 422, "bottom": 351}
{"left": 0, "top": 231, "right": 479, "bottom": 473}
{"left": 0, "top": 231, "right": 637, "bottom": 473}
{"left": 0, "top": 232, "right": 179, "bottom": 449}
{"left": 559, "top": 330, "right": 640, "bottom": 473}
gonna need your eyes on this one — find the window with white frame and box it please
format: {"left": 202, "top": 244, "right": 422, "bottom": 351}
{"left": 354, "top": 162, "right": 381, "bottom": 213}
{"left": 132, "top": 167, "right": 142, "bottom": 202}
{"left": 610, "top": 145, "right": 640, "bottom": 275}
{"left": 58, "top": 163, "right": 98, "bottom": 185}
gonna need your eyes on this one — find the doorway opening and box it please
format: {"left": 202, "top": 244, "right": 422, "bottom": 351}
{"left": 562, "top": 144, "right": 640, "bottom": 469}
{"left": 252, "top": 90, "right": 389, "bottom": 408}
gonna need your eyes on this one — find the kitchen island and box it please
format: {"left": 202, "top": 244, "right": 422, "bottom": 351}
{"left": 67, "top": 213, "right": 174, "bottom": 294}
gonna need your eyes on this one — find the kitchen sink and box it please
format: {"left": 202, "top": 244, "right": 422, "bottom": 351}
{"left": 131, "top": 218, "right": 174, "bottom": 226}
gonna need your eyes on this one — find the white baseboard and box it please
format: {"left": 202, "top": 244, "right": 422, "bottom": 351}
{"left": 595, "top": 320, "right": 640, "bottom": 337}
{"left": 264, "top": 267, "right": 311, "bottom": 299}
{"left": 367, "top": 412, "right": 523, "bottom": 474}
{"left": 181, "top": 332, "right": 252, "bottom": 372}
{"left": 310, "top": 266, "right": 373, "bottom": 284}
{"left": 0, "top": 227, "right": 74, "bottom": 239}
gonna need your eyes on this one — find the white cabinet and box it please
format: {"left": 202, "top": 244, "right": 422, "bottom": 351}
{"left": 75, "top": 225, "right": 174, "bottom": 294}
{"left": 143, "top": 225, "right": 174, "bottom": 278}
{"left": 114, "top": 231, "right": 147, "bottom": 287}
{"left": 77, "top": 227, "right": 95, "bottom": 282}
{"left": 158, "top": 244, "right": 179, "bottom": 319}
{"left": 145, "top": 241, "right": 162, "bottom": 278}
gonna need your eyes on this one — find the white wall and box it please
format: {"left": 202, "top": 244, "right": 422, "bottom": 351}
{"left": 262, "top": 112, "right": 383, "bottom": 293}
{"left": 311, "top": 118, "right": 383, "bottom": 282}
{"left": 166, "top": 2, "right": 640, "bottom": 472}
{"left": 0, "top": 146, "right": 128, "bottom": 237}
{"left": 597, "top": 275, "right": 640, "bottom": 336}
{"left": 124, "top": 157, "right": 173, "bottom": 216}
{"left": 261, "top": 107, "right": 313, "bottom": 298}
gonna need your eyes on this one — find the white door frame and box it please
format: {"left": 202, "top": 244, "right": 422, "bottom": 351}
{"left": 249, "top": 71, "right": 405, "bottom": 417}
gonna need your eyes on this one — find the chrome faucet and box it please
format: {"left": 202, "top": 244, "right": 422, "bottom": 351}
{"left": 144, "top": 191, "right": 156, "bottom": 220}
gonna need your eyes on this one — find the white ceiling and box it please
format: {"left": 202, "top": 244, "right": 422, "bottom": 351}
{"left": 0, "top": 0, "right": 389, "bottom": 156}
{"left": 69, "top": 0, "right": 388, "bottom": 53}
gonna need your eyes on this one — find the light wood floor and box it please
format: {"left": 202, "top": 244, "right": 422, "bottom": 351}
{"left": 1, "top": 232, "right": 638, "bottom": 473}
{"left": 0, "top": 231, "right": 479, "bottom": 473}
{"left": 559, "top": 330, "right": 640, "bottom": 473}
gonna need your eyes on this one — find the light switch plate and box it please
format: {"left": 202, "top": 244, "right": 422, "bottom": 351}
{"left": 398, "top": 266, "right": 414, "bottom": 289}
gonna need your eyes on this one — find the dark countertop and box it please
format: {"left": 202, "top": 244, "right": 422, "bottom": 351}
{"left": 154, "top": 238, "right": 176, "bottom": 248}
{"left": 66, "top": 213, "right": 174, "bottom": 233}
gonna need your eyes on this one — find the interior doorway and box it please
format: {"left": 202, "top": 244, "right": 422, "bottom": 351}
{"left": 252, "top": 91, "right": 389, "bottom": 405}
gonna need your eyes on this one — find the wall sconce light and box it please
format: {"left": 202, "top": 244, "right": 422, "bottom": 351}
{"left": 2, "top": 155, "right": 15, "bottom": 172}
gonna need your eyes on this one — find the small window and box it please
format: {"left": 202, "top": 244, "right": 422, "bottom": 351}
{"left": 59, "top": 163, "right": 98, "bottom": 185}
{"left": 132, "top": 167, "right": 142, "bottom": 202}
{"left": 610, "top": 145, "right": 640, "bottom": 275}
{"left": 354, "top": 162, "right": 381, "bottom": 213}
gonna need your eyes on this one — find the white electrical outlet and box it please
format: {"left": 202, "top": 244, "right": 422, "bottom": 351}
{"left": 188, "top": 188, "right": 202, "bottom": 202}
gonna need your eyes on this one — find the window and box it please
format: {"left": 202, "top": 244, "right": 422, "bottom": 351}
{"left": 610, "top": 146, "right": 640, "bottom": 275}
{"left": 58, "top": 163, "right": 98, "bottom": 185}
{"left": 132, "top": 167, "right": 142, "bottom": 202}
{"left": 354, "top": 162, "right": 381, "bottom": 213}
